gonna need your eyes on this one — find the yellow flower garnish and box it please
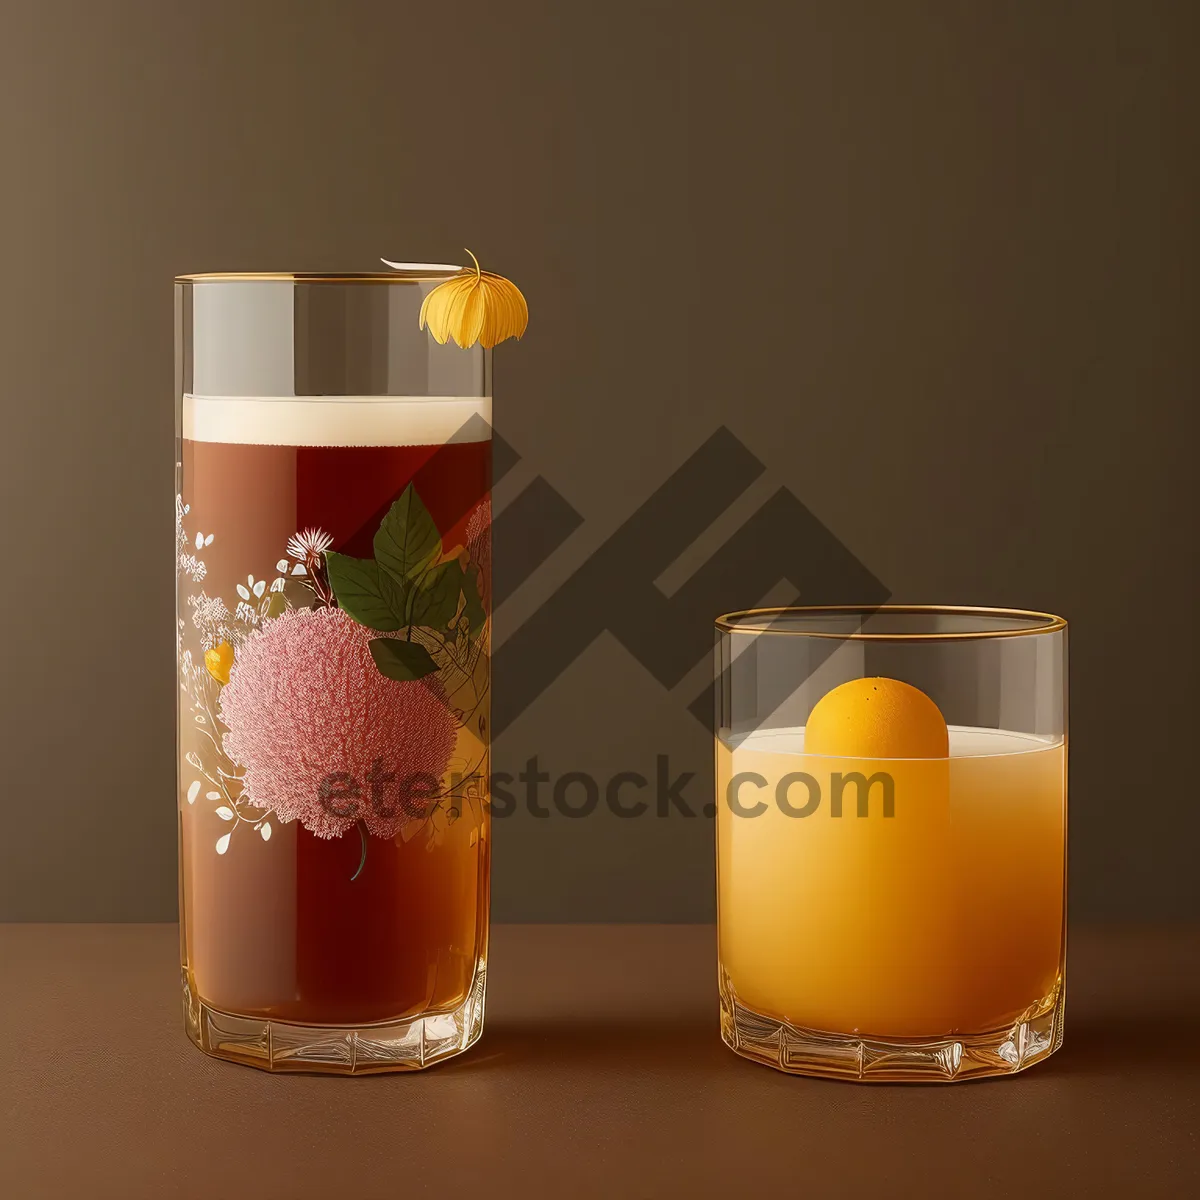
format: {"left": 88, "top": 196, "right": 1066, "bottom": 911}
{"left": 205, "top": 642, "right": 234, "bottom": 686}
{"left": 417, "top": 250, "right": 528, "bottom": 350}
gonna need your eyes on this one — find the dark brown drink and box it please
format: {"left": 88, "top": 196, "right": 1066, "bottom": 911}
{"left": 178, "top": 396, "right": 491, "bottom": 1044}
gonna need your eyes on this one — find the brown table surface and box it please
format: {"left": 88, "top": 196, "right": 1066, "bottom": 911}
{"left": 1, "top": 924, "right": 1197, "bottom": 1198}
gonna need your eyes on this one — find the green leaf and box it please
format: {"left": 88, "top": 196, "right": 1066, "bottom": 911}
{"left": 368, "top": 637, "right": 438, "bottom": 681}
{"left": 461, "top": 563, "right": 486, "bottom": 636}
{"left": 264, "top": 591, "right": 289, "bottom": 620}
{"left": 374, "top": 484, "right": 441, "bottom": 586}
{"left": 326, "top": 552, "right": 406, "bottom": 631}
{"left": 410, "top": 561, "right": 464, "bottom": 631}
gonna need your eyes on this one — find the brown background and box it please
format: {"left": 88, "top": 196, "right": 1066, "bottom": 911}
{"left": 0, "top": 0, "right": 1196, "bottom": 923}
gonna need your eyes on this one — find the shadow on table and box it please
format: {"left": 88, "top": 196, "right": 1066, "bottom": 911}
{"left": 452, "top": 1004, "right": 1200, "bottom": 1081}
{"left": 443, "top": 1014, "right": 729, "bottom": 1075}
{"left": 1039, "top": 1004, "right": 1200, "bottom": 1078}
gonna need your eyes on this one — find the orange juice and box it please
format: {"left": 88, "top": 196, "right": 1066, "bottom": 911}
{"left": 716, "top": 726, "right": 1065, "bottom": 1037}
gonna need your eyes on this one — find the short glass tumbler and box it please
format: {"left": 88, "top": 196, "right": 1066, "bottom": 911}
{"left": 714, "top": 606, "right": 1067, "bottom": 1081}
{"left": 175, "top": 271, "right": 491, "bottom": 1072}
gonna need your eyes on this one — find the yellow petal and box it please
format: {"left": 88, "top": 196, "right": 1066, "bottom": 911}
{"left": 420, "top": 279, "right": 459, "bottom": 344}
{"left": 450, "top": 279, "right": 486, "bottom": 349}
{"left": 418, "top": 288, "right": 436, "bottom": 334}
{"left": 479, "top": 272, "right": 528, "bottom": 348}
{"left": 414, "top": 253, "right": 528, "bottom": 349}
{"left": 479, "top": 279, "right": 502, "bottom": 350}
{"left": 205, "top": 642, "right": 234, "bottom": 686}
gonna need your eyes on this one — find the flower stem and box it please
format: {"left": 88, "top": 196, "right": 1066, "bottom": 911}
{"left": 351, "top": 819, "right": 368, "bottom": 881}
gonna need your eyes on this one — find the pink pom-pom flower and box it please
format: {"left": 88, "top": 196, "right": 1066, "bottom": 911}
{"left": 220, "top": 607, "right": 456, "bottom": 839}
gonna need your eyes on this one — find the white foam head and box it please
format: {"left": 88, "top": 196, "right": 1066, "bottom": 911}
{"left": 183, "top": 394, "right": 492, "bottom": 447}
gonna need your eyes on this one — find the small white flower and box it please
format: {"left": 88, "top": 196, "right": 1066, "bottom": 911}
{"left": 291, "top": 563, "right": 307, "bottom": 576}
{"left": 286, "top": 528, "right": 334, "bottom": 560}
{"left": 234, "top": 601, "right": 258, "bottom": 625}
{"left": 269, "top": 577, "right": 286, "bottom": 593}
{"left": 276, "top": 559, "right": 289, "bottom": 573}
{"left": 178, "top": 554, "right": 207, "bottom": 583}
{"left": 236, "top": 583, "right": 250, "bottom": 600}
{"left": 188, "top": 593, "right": 232, "bottom": 649}
{"left": 189, "top": 594, "right": 227, "bottom": 622}
{"left": 253, "top": 578, "right": 266, "bottom": 599}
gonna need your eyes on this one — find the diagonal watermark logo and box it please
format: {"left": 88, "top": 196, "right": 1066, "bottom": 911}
{"left": 378, "top": 415, "right": 892, "bottom": 735}
{"left": 488, "top": 426, "right": 891, "bottom": 735}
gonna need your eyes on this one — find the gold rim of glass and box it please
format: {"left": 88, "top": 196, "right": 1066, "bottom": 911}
{"left": 714, "top": 604, "right": 1067, "bottom": 641}
{"left": 175, "top": 268, "right": 463, "bottom": 284}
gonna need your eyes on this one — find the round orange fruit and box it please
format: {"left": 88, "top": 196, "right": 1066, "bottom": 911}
{"left": 805, "top": 676, "right": 948, "bottom": 759}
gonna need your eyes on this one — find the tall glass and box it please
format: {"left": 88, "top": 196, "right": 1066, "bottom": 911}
{"left": 175, "top": 271, "right": 491, "bottom": 1072}
{"left": 715, "top": 606, "right": 1067, "bottom": 1081}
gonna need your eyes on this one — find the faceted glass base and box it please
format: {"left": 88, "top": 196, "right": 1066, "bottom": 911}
{"left": 720, "top": 972, "right": 1064, "bottom": 1082}
{"left": 183, "top": 965, "right": 487, "bottom": 1074}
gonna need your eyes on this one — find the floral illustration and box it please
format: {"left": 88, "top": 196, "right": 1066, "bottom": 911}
{"left": 176, "top": 482, "right": 490, "bottom": 869}
{"left": 179, "top": 647, "right": 273, "bottom": 855}
{"left": 220, "top": 607, "right": 457, "bottom": 840}
{"left": 177, "top": 514, "right": 293, "bottom": 856}
{"left": 175, "top": 497, "right": 206, "bottom": 583}
{"left": 286, "top": 528, "right": 336, "bottom": 606}
{"left": 287, "top": 527, "right": 334, "bottom": 561}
